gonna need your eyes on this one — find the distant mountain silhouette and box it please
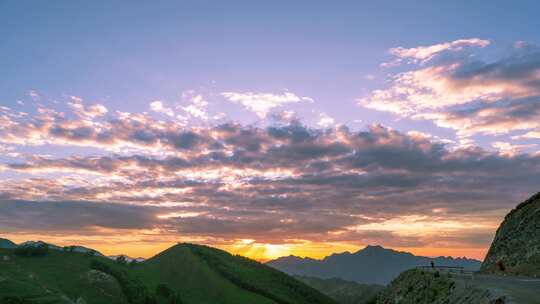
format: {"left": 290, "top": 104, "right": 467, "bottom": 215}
{"left": 267, "top": 245, "right": 481, "bottom": 285}
{"left": 0, "top": 238, "right": 16, "bottom": 249}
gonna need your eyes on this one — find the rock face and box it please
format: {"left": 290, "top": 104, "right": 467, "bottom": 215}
{"left": 481, "top": 192, "right": 540, "bottom": 276}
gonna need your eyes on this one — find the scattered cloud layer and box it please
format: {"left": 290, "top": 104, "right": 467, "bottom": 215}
{"left": 362, "top": 38, "right": 540, "bottom": 141}
{"left": 3, "top": 40, "right": 540, "bottom": 259}
{"left": 1, "top": 98, "right": 540, "bottom": 258}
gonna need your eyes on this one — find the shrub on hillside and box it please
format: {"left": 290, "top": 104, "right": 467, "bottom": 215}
{"left": 90, "top": 259, "right": 155, "bottom": 304}
{"left": 188, "top": 244, "right": 332, "bottom": 304}
{"left": 155, "top": 283, "right": 182, "bottom": 304}
{"left": 0, "top": 296, "right": 32, "bottom": 304}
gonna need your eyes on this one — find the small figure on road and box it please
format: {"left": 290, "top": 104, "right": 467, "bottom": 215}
{"left": 431, "top": 261, "right": 435, "bottom": 269}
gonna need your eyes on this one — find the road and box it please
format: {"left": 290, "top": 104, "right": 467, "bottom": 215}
{"left": 450, "top": 272, "right": 540, "bottom": 304}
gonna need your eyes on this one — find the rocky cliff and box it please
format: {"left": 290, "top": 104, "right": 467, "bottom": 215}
{"left": 481, "top": 192, "right": 540, "bottom": 276}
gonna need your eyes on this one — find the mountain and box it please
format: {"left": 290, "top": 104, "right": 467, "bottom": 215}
{"left": 481, "top": 192, "right": 540, "bottom": 276}
{"left": 0, "top": 238, "right": 16, "bottom": 249}
{"left": 267, "top": 245, "right": 481, "bottom": 285}
{"left": 0, "top": 242, "right": 337, "bottom": 304}
{"left": 294, "top": 275, "right": 383, "bottom": 304}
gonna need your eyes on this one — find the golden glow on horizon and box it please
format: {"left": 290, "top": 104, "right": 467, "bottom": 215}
{"left": 2, "top": 214, "right": 495, "bottom": 261}
{"left": 2, "top": 232, "right": 489, "bottom": 261}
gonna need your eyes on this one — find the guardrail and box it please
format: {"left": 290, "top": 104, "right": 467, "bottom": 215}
{"left": 416, "top": 265, "right": 475, "bottom": 275}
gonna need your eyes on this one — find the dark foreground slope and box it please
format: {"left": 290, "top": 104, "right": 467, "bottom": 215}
{"left": 294, "top": 275, "right": 383, "bottom": 304}
{"left": 376, "top": 269, "right": 495, "bottom": 304}
{"left": 0, "top": 241, "right": 336, "bottom": 304}
{"left": 481, "top": 192, "right": 540, "bottom": 276}
{"left": 268, "top": 245, "right": 481, "bottom": 285}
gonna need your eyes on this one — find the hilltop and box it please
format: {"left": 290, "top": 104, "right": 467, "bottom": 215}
{"left": 481, "top": 192, "right": 540, "bottom": 276}
{"left": 267, "top": 245, "right": 481, "bottom": 285}
{"left": 0, "top": 240, "right": 336, "bottom": 304}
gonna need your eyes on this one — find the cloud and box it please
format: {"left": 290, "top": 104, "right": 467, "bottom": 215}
{"left": 221, "top": 91, "right": 313, "bottom": 118}
{"left": 68, "top": 96, "right": 108, "bottom": 118}
{"left": 28, "top": 90, "right": 40, "bottom": 101}
{"left": 317, "top": 113, "right": 335, "bottom": 128}
{"left": 385, "top": 38, "right": 490, "bottom": 66}
{"left": 362, "top": 39, "right": 540, "bottom": 140}
{"left": 181, "top": 95, "right": 209, "bottom": 120}
{"left": 414, "top": 98, "right": 540, "bottom": 137}
{"left": 150, "top": 100, "right": 174, "bottom": 117}
{"left": 491, "top": 141, "right": 536, "bottom": 156}
{"left": 513, "top": 130, "right": 540, "bottom": 139}
{"left": 0, "top": 200, "right": 159, "bottom": 232}
{"left": 2, "top": 112, "right": 540, "bottom": 248}
{"left": 3, "top": 94, "right": 540, "bottom": 253}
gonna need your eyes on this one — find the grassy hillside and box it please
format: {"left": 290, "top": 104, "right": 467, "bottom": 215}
{"left": 0, "top": 248, "right": 127, "bottom": 304}
{"left": 135, "top": 243, "right": 336, "bottom": 304}
{"left": 376, "top": 269, "right": 494, "bottom": 304}
{"left": 132, "top": 243, "right": 275, "bottom": 304}
{"left": 294, "top": 275, "right": 383, "bottom": 304}
{"left": 0, "top": 242, "right": 336, "bottom": 304}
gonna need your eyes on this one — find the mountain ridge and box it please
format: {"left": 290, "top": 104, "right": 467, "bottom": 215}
{"left": 267, "top": 245, "right": 481, "bottom": 285}
{"left": 272, "top": 245, "right": 478, "bottom": 264}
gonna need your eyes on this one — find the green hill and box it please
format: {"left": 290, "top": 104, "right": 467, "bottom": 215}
{"left": 0, "top": 242, "right": 336, "bottom": 304}
{"left": 294, "top": 275, "right": 383, "bottom": 304}
{"left": 133, "top": 243, "right": 336, "bottom": 304}
{"left": 0, "top": 247, "right": 127, "bottom": 304}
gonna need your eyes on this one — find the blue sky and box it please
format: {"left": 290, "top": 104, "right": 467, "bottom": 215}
{"left": 1, "top": 1, "right": 540, "bottom": 259}
{"left": 3, "top": 1, "right": 539, "bottom": 132}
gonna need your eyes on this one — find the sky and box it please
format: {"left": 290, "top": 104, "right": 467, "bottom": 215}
{"left": 1, "top": 1, "right": 540, "bottom": 261}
